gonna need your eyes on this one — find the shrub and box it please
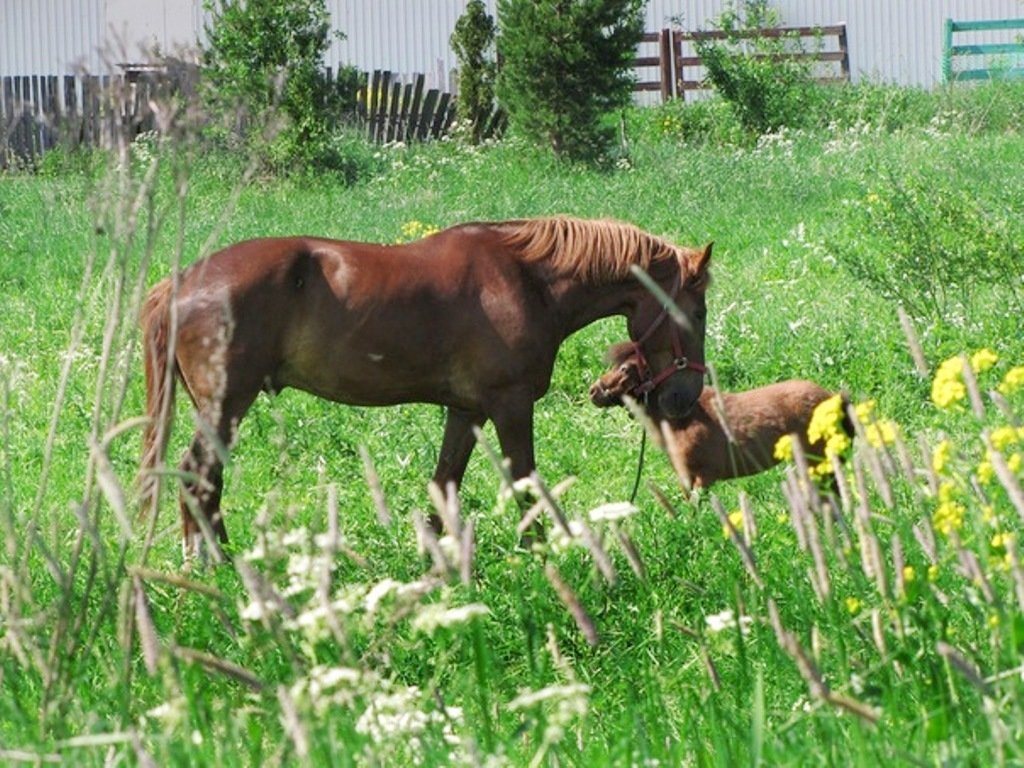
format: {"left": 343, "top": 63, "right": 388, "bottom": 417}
{"left": 200, "top": 0, "right": 360, "bottom": 175}
{"left": 829, "top": 166, "right": 1024, "bottom": 322}
{"left": 694, "top": 0, "right": 818, "bottom": 135}
{"left": 450, "top": 0, "right": 499, "bottom": 143}
{"left": 495, "top": 0, "right": 645, "bottom": 163}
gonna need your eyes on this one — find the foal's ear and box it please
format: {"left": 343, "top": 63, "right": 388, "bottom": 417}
{"left": 689, "top": 242, "right": 713, "bottom": 288}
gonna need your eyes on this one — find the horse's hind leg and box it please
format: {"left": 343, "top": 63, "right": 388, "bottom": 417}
{"left": 429, "top": 407, "right": 485, "bottom": 534}
{"left": 179, "top": 390, "right": 258, "bottom": 561}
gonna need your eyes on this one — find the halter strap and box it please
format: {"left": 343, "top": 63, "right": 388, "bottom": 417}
{"left": 627, "top": 279, "right": 706, "bottom": 399}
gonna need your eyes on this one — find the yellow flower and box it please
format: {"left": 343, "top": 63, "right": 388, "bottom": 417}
{"left": 825, "top": 432, "right": 851, "bottom": 457}
{"left": 970, "top": 348, "right": 998, "bottom": 373}
{"left": 931, "top": 355, "right": 966, "bottom": 408}
{"left": 396, "top": 220, "right": 440, "bottom": 243}
{"left": 845, "top": 596, "right": 862, "bottom": 615}
{"left": 977, "top": 459, "right": 994, "bottom": 485}
{"left": 998, "top": 365, "right": 1024, "bottom": 396}
{"left": 982, "top": 505, "right": 997, "bottom": 525}
{"left": 933, "top": 499, "right": 965, "bottom": 537}
{"left": 811, "top": 455, "right": 836, "bottom": 478}
{"left": 773, "top": 434, "right": 794, "bottom": 462}
{"left": 808, "top": 394, "right": 845, "bottom": 446}
{"left": 865, "top": 192, "right": 880, "bottom": 205}
{"left": 1010, "top": 453, "right": 1023, "bottom": 473}
{"left": 991, "top": 531, "right": 1013, "bottom": 550}
{"left": 864, "top": 419, "right": 897, "bottom": 448}
{"left": 938, "top": 480, "right": 958, "bottom": 503}
{"left": 932, "top": 439, "right": 953, "bottom": 474}
{"left": 987, "top": 613, "right": 1000, "bottom": 629}
{"left": 854, "top": 399, "right": 876, "bottom": 424}
{"left": 990, "top": 426, "right": 1020, "bottom": 452}
{"left": 927, "top": 564, "right": 940, "bottom": 582}
{"left": 722, "top": 510, "right": 744, "bottom": 538}
{"left": 903, "top": 565, "right": 916, "bottom": 583}
{"left": 807, "top": 395, "right": 852, "bottom": 476}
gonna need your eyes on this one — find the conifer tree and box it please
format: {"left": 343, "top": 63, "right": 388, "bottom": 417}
{"left": 451, "top": 0, "right": 498, "bottom": 143}
{"left": 496, "top": 0, "right": 645, "bottom": 162}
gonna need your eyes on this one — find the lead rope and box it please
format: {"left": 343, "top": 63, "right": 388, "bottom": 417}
{"left": 628, "top": 419, "right": 648, "bottom": 504}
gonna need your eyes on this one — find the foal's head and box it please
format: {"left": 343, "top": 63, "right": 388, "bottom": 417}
{"left": 589, "top": 342, "right": 644, "bottom": 407}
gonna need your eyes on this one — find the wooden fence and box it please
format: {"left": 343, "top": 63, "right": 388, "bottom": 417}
{"left": 943, "top": 18, "right": 1024, "bottom": 82}
{"left": 0, "top": 68, "right": 458, "bottom": 168}
{"left": 358, "top": 69, "right": 456, "bottom": 143}
{"left": 633, "top": 24, "right": 850, "bottom": 102}
{"left": 0, "top": 73, "right": 164, "bottom": 167}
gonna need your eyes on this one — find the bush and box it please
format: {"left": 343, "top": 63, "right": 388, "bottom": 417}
{"left": 694, "top": 0, "right": 818, "bottom": 135}
{"left": 201, "top": 0, "right": 360, "bottom": 175}
{"left": 495, "top": 0, "right": 645, "bottom": 163}
{"left": 829, "top": 166, "right": 1024, "bottom": 323}
{"left": 451, "top": 0, "right": 499, "bottom": 143}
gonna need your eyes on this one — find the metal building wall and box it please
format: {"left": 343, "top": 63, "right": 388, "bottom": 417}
{"left": 1, "top": 0, "right": 103, "bottom": 74}
{"left": 0, "top": 0, "right": 203, "bottom": 76}
{"left": 3, "top": 0, "right": 1024, "bottom": 88}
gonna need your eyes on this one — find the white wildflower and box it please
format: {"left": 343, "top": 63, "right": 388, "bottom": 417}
{"left": 587, "top": 502, "right": 638, "bottom": 523}
{"left": 282, "top": 527, "right": 309, "bottom": 547}
{"left": 438, "top": 534, "right": 460, "bottom": 565}
{"left": 704, "top": 609, "right": 753, "bottom": 635}
{"left": 364, "top": 578, "right": 402, "bottom": 613}
{"left": 412, "top": 603, "right": 490, "bottom": 635}
{"left": 507, "top": 682, "right": 591, "bottom": 711}
{"left": 549, "top": 519, "right": 585, "bottom": 554}
{"left": 365, "top": 578, "right": 439, "bottom": 615}
{"left": 307, "top": 665, "right": 363, "bottom": 702}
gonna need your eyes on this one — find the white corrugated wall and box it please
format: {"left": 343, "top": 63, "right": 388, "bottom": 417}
{"left": 3, "top": 0, "right": 1023, "bottom": 88}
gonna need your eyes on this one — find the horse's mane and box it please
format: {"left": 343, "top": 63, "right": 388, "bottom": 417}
{"left": 498, "top": 216, "right": 681, "bottom": 284}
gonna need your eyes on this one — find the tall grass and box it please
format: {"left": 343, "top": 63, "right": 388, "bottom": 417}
{"left": 1, "top": 81, "right": 1023, "bottom": 765}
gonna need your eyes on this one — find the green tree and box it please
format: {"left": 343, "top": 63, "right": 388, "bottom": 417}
{"left": 694, "top": 0, "right": 816, "bottom": 135}
{"left": 496, "top": 0, "right": 645, "bottom": 162}
{"left": 451, "top": 0, "right": 498, "bottom": 143}
{"left": 201, "top": 0, "right": 359, "bottom": 171}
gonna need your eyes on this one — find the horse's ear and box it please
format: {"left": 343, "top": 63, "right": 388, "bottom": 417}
{"left": 605, "top": 341, "right": 634, "bottom": 364}
{"left": 689, "top": 242, "right": 713, "bottom": 288}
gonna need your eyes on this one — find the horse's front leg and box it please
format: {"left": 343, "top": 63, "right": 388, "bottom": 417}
{"left": 489, "top": 390, "right": 550, "bottom": 546}
{"left": 488, "top": 388, "right": 537, "bottom": 482}
{"left": 429, "top": 407, "right": 486, "bottom": 533}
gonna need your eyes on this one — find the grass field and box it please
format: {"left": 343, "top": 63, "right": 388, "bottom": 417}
{"left": 1, "top": 83, "right": 1024, "bottom": 765}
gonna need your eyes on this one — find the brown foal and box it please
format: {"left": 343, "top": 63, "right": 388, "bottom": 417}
{"left": 590, "top": 342, "right": 850, "bottom": 489}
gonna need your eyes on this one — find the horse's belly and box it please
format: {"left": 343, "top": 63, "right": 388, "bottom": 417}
{"left": 276, "top": 357, "right": 474, "bottom": 409}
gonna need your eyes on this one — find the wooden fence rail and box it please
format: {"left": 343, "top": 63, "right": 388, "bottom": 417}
{"left": 943, "top": 18, "right": 1024, "bottom": 82}
{"left": 1, "top": 68, "right": 456, "bottom": 168}
{"left": 632, "top": 24, "right": 850, "bottom": 102}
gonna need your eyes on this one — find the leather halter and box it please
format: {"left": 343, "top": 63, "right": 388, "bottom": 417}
{"left": 626, "top": 279, "right": 706, "bottom": 400}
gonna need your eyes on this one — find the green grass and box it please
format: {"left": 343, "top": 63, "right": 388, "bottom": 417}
{"left": 1, "top": 84, "right": 1024, "bottom": 765}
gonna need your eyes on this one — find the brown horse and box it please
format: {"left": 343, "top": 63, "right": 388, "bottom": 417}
{"left": 140, "top": 217, "right": 712, "bottom": 555}
{"left": 590, "top": 342, "right": 849, "bottom": 489}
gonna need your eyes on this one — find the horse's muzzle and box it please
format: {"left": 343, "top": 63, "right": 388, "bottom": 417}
{"left": 655, "top": 374, "right": 703, "bottom": 419}
{"left": 588, "top": 381, "right": 622, "bottom": 408}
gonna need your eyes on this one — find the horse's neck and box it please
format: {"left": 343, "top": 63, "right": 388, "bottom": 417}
{"left": 547, "top": 277, "right": 636, "bottom": 337}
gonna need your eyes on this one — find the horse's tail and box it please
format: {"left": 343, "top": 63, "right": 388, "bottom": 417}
{"left": 139, "top": 278, "right": 177, "bottom": 510}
